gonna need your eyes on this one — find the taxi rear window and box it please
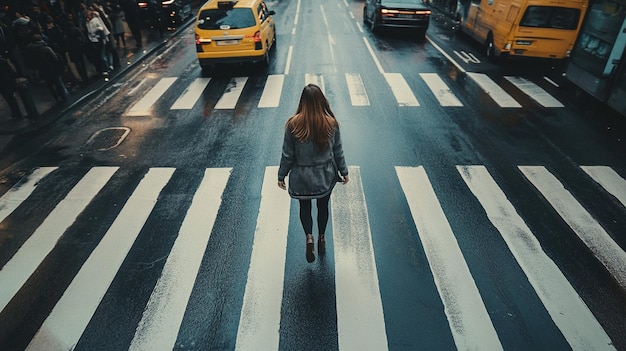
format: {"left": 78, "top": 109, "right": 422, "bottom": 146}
{"left": 197, "top": 8, "right": 256, "bottom": 29}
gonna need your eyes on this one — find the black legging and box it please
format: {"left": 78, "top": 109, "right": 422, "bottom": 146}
{"left": 298, "top": 194, "right": 331, "bottom": 235}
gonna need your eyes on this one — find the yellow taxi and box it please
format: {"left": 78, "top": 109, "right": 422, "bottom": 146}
{"left": 195, "top": 0, "right": 276, "bottom": 72}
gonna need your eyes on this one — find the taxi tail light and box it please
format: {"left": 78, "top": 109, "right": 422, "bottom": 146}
{"left": 195, "top": 33, "right": 201, "bottom": 45}
{"left": 254, "top": 31, "right": 262, "bottom": 50}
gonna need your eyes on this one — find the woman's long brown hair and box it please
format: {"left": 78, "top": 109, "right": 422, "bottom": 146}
{"left": 287, "top": 84, "right": 338, "bottom": 150}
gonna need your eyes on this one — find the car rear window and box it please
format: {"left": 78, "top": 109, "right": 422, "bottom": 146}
{"left": 197, "top": 8, "right": 256, "bottom": 29}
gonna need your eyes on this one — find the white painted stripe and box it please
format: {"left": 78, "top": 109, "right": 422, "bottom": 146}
{"left": 332, "top": 166, "right": 389, "bottom": 350}
{"left": 258, "top": 75, "right": 284, "bottom": 108}
{"left": 419, "top": 73, "right": 463, "bottom": 107}
{"left": 467, "top": 73, "right": 521, "bottom": 108}
{"left": 459, "top": 166, "right": 615, "bottom": 351}
{"left": 285, "top": 46, "right": 293, "bottom": 74}
{"left": 363, "top": 37, "right": 385, "bottom": 74}
{"left": 345, "top": 73, "right": 370, "bottom": 106}
{"left": 127, "top": 77, "right": 177, "bottom": 116}
{"left": 505, "top": 76, "right": 564, "bottom": 108}
{"left": 235, "top": 166, "right": 290, "bottom": 351}
{"left": 0, "top": 167, "right": 58, "bottom": 223}
{"left": 26, "top": 168, "right": 175, "bottom": 351}
{"left": 581, "top": 166, "right": 626, "bottom": 208}
{"left": 0, "top": 167, "right": 118, "bottom": 314}
{"left": 170, "top": 77, "right": 211, "bottom": 110}
{"left": 384, "top": 73, "right": 419, "bottom": 106}
{"left": 396, "top": 166, "right": 502, "bottom": 351}
{"left": 305, "top": 73, "right": 325, "bottom": 94}
{"left": 519, "top": 166, "right": 626, "bottom": 289}
{"left": 129, "top": 168, "right": 231, "bottom": 351}
{"left": 215, "top": 77, "right": 248, "bottom": 109}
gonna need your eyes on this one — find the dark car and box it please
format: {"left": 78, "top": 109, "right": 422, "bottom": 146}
{"left": 363, "top": 0, "right": 431, "bottom": 38}
{"left": 137, "top": 0, "right": 192, "bottom": 29}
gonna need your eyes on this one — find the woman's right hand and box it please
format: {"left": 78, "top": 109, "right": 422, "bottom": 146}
{"left": 340, "top": 175, "right": 349, "bottom": 184}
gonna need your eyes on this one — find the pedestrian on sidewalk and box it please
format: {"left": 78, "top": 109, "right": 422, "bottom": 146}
{"left": 85, "top": 10, "right": 109, "bottom": 76}
{"left": 120, "top": 0, "right": 143, "bottom": 49}
{"left": 278, "top": 84, "right": 349, "bottom": 263}
{"left": 107, "top": 1, "right": 127, "bottom": 48}
{"left": 61, "top": 16, "right": 89, "bottom": 83}
{"left": 0, "top": 55, "right": 38, "bottom": 119}
{"left": 0, "top": 55, "right": 24, "bottom": 119}
{"left": 91, "top": 2, "right": 120, "bottom": 70}
{"left": 24, "top": 34, "right": 69, "bottom": 103}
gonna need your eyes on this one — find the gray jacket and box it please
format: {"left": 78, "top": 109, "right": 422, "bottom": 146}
{"left": 278, "top": 126, "right": 348, "bottom": 199}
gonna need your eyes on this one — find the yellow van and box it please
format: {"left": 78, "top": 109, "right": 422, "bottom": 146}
{"left": 195, "top": 0, "right": 276, "bottom": 72}
{"left": 459, "top": 0, "right": 588, "bottom": 60}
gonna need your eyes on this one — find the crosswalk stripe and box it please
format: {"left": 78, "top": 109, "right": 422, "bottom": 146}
{"left": 459, "top": 166, "right": 616, "bottom": 351}
{"left": 384, "top": 73, "right": 419, "bottom": 106}
{"left": 305, "top": 73, "right": 325, "bottom": 93}
{"left": 130, "top": 168, "right": 231, "bottom": 351}
{"left": 215, "top": 77, "right": 248, "bottom": 110}
{"left": 345, "top": 73, "right": 370, "bottom": 106}
{"left": 26, "top": 168, "right": 175, "bottom": 351}
{"left": 580, "top": 166, "right": 626, "bottom": 208}
{"left": 235, "top": 166, "right": 291, "bottom": 351}
{"left": 396, "top": 166, "right": 503, "bottom": 350}
{"left": 331, "top": 166, "right": 389, "bottom": 350}
{"left": 258, "top": 74, "right": 285, "bottom": 108}
{"left": 419, "top": 73, "right": 463, "bottom": 107}
{"left": 0, "top": 167, "right": 58, "bottom": 223}
{"left": 519, "top": 166, "right": 626, "bottom": 290}
{"left": 467, "top": 73, "right": 521, "bottom": 108}
{"left": 504, "top": 76, "right": 564, "bottom": 108}
{"left": 170, "top": 77, "right": 211, "bottom": 110}
{"left": 127, "top": 77, "right": 177, "bottom": 116}
{"left": 0, "top": 166, "right": 118, "bottom": 314}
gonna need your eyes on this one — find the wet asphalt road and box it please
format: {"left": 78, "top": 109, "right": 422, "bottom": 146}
{"left": 0, "top": 0, "right": 625, "bottom": 350}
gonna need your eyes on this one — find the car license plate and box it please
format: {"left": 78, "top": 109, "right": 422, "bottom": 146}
{"left": 216, "top": 39, "right": 239, "bottom": 46}
{"left": 516, "top": 40, "right": 532, "bottom": 46}
{"left": 398, "top": 14, "right": 414, "bottom": 18}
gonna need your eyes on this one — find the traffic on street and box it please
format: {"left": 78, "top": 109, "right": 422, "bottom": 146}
{"left": 0, "top": 0, "right": 625, "bottom": 350}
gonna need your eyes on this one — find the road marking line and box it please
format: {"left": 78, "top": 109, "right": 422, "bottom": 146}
{"left": 345, "top": 73, "right": 370, "bottom": 106}
{"left": 581, "top": 166, "right": 626, "bottom": 208}
{"left": 396, "top": 166, "right": 502, "bottom": 351}
{"left": 285, "top": 45, "right": 293, "bottom": 75}
{"left": 332, "top": 166, "right": 389, "bottom": 350}
{"left": 215, "top": 77, "right": 249, "bottom": 110}
{"left": 305, "top": 73, "right": 325, "bottom": 94}
{"left": 258, "top": 75, "right": 284, "bottom": 108}
{"left": 505, "top": 76, "right": 564, "bottom": 108}
{"left": 460, "top": 165, "right": 616, "bottom": 351}
{"left": 170, "top": 77, "right": 211, "bottom": 110}
{"left": 129, "top": 168, "right": 231, "bottom": 351}
{"left": 467, "top": 73, "right": 521, "bottom": 108}
{"left": 235, "top": 166, "right": 290, "bottom": 351}
{"left": 384, "top": 73, "right": 419, "bottom": 106}
{"left": 26, "top": 168, "right": 174, "bottom": 351}
{"left": 0, "top": 167, "right": 118, "bottom": 314}
{"left": 420, "top": 73, "right": 463, "bottom": 107}
{"left": 363, "top": 37, "right": 385, "bottom": 74}
{"left": 0, "top": 167, "right": 58, "bottom": 223}
{"left": 127, "top": 77, "right": 177, "bottom": 116}
{"left": 519, "top": 166, "right": 626, "bottom": 290}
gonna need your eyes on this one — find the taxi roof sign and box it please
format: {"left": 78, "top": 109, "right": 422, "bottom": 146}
{"left": 217, "top": 0, "right": 237, "bottom": 8}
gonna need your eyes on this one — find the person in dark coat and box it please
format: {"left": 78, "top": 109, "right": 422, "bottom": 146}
{"left": 120, "top": 0, "right": 142, "bottom": 48}
{"left": 61, "top": 15, "right": 89, "bottom": 83}
{"left": 278, "top": 84, "right": 349, "bottom": 263}
{"left": 24, "top": 34, "right": 68, "bottom": 102}
{"left": 0, "top": 55, "right": 23, "bottom": 118}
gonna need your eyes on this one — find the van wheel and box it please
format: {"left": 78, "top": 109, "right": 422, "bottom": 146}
{"left": 363, "top": 7, "right": 369, "bottom": 25}
{"left": 485, "top": 34, "right": 495, "bottom": 60}
{"left": 201, "top": 65, "right": 213, "bottom": 77}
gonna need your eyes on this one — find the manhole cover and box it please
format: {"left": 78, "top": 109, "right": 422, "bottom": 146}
{"left": 85, "top": 127, "right": 130, "bottom": 151}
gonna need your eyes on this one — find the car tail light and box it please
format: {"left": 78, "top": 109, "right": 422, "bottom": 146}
{"left": 162, "top": 0, "right": 175, "bottom": 5}
{"left": 254, "top": 31, "right": 261, "bottom": 43}
{"left": 195, "top": 33, "right": 201, "bottom": 45}
{"left": 137, "top": 1, "right": 148, "bottom": 9}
